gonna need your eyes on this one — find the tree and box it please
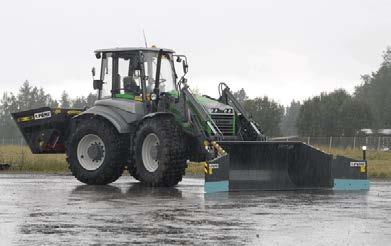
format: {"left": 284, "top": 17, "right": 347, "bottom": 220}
{"left": 340, "top": 98, "right": 372, "bottom": 136}
{"left": 280, "top": 100, "right": 301, "bottom": 136}
{"left": 243, "top": 96, "right": 284, "bottom": 136}
{"left": 0, "top": 92, "right": 19, "bottom": 138}
{"left": 71, "top": 92, "right": 98, "bottom": 108}
{"left": 233, "top": 88, "right": 248, "bottom": 104}
{"left": 86, "top": 93, "right": 98, "bottom": 107}
{"left": 354, "top": 47, "right": 391, "bottom": 128}
{"left": 72, "top": 96, "right": 87, "bottom": 108}
{"left": 297, "top": 89, "right": 372, "bottom": 136}
{"left": 233, "top": 89, "right": 284, "bottom": 136}
{"left": 297, "top": 96, "right": 322, "bottom": 136}
{"left": 60, "top": 91, "right": 71, "bottom": 108}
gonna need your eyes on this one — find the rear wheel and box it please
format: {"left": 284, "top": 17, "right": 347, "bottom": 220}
{"left": 130, "top": 115, "right": 187, "bottom": 187}
{"left": 66, "top": 117, "right": 126, "bottom": 185}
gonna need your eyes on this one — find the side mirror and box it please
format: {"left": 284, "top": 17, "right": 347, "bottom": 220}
{"left": 91, "top": 67, "right": 96, "bottom": 77}
{"left": 93, "top": 79, "right": 103, "bottom": 90}
{"left": 182, "top": 60, "right": 188, "bottom": 74}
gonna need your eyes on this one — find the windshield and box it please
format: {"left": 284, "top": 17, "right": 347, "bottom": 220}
{"left": 98, "top": 51, "right": 177, "bottom": 99}
{"left": 143, "top": 52, "right": 177, "bottom": 93}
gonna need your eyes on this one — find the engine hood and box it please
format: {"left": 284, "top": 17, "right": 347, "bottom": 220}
{"left": 195, "top": 95, "right": 234, "bottom": 114}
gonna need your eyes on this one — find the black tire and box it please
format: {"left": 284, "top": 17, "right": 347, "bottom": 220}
{"left": 131, "top": 115, "right": 187, "bottom": 187}
{"left": 66, "top": 117, "right": 126, "bottom": 185}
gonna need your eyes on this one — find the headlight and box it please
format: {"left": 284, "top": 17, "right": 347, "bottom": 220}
{"left": 210, "top": 108, "right": 219, "bottom": 113}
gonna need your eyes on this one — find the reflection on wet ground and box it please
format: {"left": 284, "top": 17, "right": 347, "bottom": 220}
{"left": 0, "top": 174, "right": 390, "bottom": 245}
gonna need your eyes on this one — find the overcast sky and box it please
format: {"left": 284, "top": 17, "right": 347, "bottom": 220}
{"left": 0, "top": 0, "right": 390, "bottom": 105}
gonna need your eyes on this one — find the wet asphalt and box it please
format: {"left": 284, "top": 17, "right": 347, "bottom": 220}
{"left": 0, "top": 174, "right": 390, "bottom": 245}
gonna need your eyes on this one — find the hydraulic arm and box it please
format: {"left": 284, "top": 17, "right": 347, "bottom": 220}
{"left": 218, "top": 82, "right": 265, "bottom": 140}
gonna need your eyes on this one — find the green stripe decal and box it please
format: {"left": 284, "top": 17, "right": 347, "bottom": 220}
{"left": 333, "top": 179, "right": 369, "bottom": 190}
{"left": 204, "top": 180, "right": 229, "bottom": 193}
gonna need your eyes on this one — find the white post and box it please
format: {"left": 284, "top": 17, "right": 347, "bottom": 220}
{"left": 378, "top": 136, "right": 381, "bottom": 151}
{"left": 329, "top": 136, "right": 333, "bottom": 153}
{"left": 307, "top": 137, "right": 310, "bottom": 145}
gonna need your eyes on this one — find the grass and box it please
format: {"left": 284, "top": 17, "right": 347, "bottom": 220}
{"left": 0, "top": 145, "right": 390, "bottom": 178}
{"left": 186, "top": 162, "right": 205, "bottom": 176}
{"left": 0, "top": 145, "right": 206, "bottom": 175}
{"left": 0, "top": 145, "right": 68, "bottom": 173}
{"left": 315, "top": 146, "right": 391, "bottom": 179}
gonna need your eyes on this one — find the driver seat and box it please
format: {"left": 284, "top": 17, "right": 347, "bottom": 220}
{"left": 123, "top": 76, "right": 140, "bottom": 94}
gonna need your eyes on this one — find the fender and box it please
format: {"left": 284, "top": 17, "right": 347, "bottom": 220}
{"left": 141, "top": 112, "right": 175, "bottom": 121}
{"left": 76, "top": 105, "right": 141, "bottom": 133}
{"left": 139, "top": 112, "right": 176, "bottom": 126}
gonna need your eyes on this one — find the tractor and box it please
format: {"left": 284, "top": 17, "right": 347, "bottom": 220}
{"left": 12, "top": 47, "right": 369, "bottom": 192}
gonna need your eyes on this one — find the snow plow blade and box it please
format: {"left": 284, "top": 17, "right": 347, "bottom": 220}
{"left": 204, "top": 141, "right": 369, "bottom": 193}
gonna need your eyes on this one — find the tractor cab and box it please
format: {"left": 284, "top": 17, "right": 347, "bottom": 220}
{"left": 92, "top": 47, "right": 187, "bottom": 113}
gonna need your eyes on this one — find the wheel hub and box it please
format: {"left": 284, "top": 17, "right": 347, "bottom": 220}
{"left": 77, "top": 134, "right": 106, "bottom": 171}
{"left": 87, "top": 143, "right": 104, "bottom": 162}
{"left": 142, "top": 133, "right": 160, "bottom": 172}
{"left": 149, "top": 145, "right": 158, "bottom": 160}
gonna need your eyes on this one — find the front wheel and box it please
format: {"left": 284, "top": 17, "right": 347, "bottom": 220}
{"left": 66, "top": 117, "right": 126, "bottom": 185}
{"left": 131, "top": 115, "right": 187, "bottom": 187}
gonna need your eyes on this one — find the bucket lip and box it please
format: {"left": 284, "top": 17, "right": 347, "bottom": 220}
{"left": 333, "top": 178, "right": 369, "bottom": 190}
{"left": 11, "top": 106, "right": 52, "bottom": 118}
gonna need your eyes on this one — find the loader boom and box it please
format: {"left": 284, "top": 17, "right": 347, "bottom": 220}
{"left": 219, "top": 83, "right": 250, "bottom": 119}
{"left": 180, "top": 80, "right": 223, "bottom": 139}
{"left": 218, "top": 82, "right": 265, "bottom": 140}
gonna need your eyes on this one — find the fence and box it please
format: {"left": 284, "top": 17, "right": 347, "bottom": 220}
{"left": 0, "top": 136, "right": 390, "bottom": 152}
{"left": 268, "top": 136, "right": 391, "bottom": 151}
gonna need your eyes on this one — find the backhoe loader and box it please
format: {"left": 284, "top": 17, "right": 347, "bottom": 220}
{"left": 12, "top": 47, "right": 369, "bottom": 192}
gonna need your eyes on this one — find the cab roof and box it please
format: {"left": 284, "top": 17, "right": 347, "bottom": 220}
{"left": 94, "top": 47, "right": 175, "bottom": 54}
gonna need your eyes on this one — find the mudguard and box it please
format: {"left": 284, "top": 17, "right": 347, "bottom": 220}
{"left": 78, "top": 105, "right": 141, "bottom": 133}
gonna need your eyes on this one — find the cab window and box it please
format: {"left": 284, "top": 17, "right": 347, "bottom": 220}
{"left": 143, "top": 52, "right": 176, "bottom": 94}
{"left": 117, "top": 56, "right": 142, "bottom": 96}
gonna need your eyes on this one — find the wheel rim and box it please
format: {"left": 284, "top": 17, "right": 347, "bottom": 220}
{"left": 77, "top": 134, "right": 105, "bottom": 171}
{"left": 142, "top": 133, "right": 160, "bottom": 172}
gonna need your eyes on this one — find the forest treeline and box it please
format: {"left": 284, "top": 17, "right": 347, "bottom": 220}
{"left": 237, "top": 47, "right": 391, "bottom": 136}
{"left": 1, "top": 47, "right": 390, "bottom": 138}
